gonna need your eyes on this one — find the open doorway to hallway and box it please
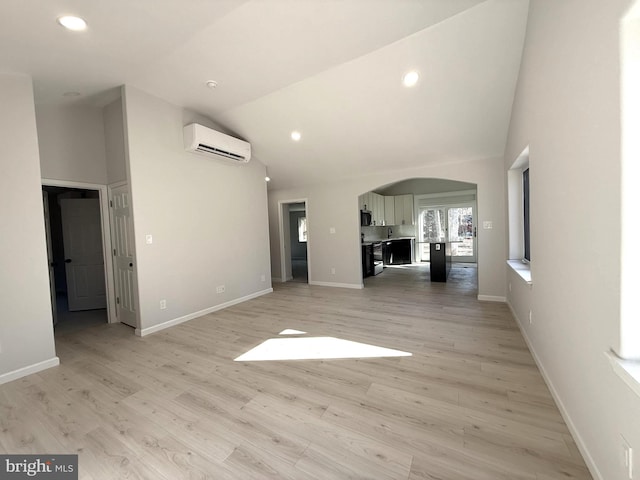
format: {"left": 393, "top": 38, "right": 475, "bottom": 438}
{"left": 42, "top": 185, "right": 108, "bottom": 335}
{"left": 288, "top": 203, "right": 308, "bottom": 282}
{"left": 278, "top": 200, "right": 310, "bottom": 284}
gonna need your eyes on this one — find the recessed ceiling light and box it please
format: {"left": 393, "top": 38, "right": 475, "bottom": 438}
{"left": 402, "top": 71, "right": 419, "bottom": 88}
{"left": 57, "top": 15, "right": 87, "bottom": 31}
{"left": 291, "top": 131, "right": 301, "bottom": 141}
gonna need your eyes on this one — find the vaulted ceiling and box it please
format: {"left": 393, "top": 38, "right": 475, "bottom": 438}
{"left": 0, "top": 0, "right": 529, "bottom": 190}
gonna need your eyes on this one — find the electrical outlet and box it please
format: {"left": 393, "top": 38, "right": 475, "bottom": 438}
{"left": 216, "top": 285, "right": 225, "bottom": 294}
{"left": 159, "top": 299, "right": 166, "bottom": 310}
{"left": 331, "top": 267, "right": 336, "bottom": 275}
{"left": 261, "top": 274, "right": 266, "bottom": 282}
{"left": 509, "top": 282, "right": 512, "bottom": 292}
{"left": 529, "top": 310, "right": 532, "bottom": 324}
{"left": 623, "top": 435, "right": 633, "bottom": 479}
{"left": 146, "top": 234, "right": 153, "bottom": 245}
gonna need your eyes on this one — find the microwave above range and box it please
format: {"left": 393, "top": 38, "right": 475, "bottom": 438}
{"left": 360, "top": 209, "right": 372, "bottom": 226}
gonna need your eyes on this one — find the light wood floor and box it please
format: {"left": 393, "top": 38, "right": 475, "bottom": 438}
{"left": 0, "top": 264, "right": 592, "bottom": 479}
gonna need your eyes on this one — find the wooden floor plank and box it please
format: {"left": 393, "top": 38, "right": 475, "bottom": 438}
{"left": 0, "top": 263, "right": 592, "bottom": 479}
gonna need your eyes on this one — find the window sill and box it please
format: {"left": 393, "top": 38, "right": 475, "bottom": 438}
{"left": 507, "top": 260, "right": 532, "bottom": 284}
{"left": 607, "top": 351, "right": 640, "bottom": 398}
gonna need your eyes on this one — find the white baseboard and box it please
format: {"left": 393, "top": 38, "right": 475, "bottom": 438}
{"left": 506, "top": 301, "right": 604, "bottom": 480}
{"left": 136, "top": 288, "right": 273, "bottom": 337}
{"left": 477, "top": 294, "right": 506, "bottom": 302}
{"left": 0, "top": 357, "right": 60, "bottom": 385}
{"left": 308, "top": 281, "right": 364, "bottom": 290}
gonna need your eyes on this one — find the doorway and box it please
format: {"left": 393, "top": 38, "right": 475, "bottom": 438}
{"left": 417, "top": 203, "right": 476, "bottom": 263}
{"left": 42, "top": 181, "right": 115, "bottom": 334}
{"left": 278, "top": 200, "right": 310, "bottom": 283}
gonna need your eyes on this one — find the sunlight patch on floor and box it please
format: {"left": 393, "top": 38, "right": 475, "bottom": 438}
{"left": 234, "top": 336, "right": 412, "bottom": 361}
{"left": 279, "top": 329, "right": 307, "bottom": 335}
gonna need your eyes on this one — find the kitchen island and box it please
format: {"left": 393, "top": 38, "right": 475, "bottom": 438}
{"left": 429, "top": 242, "right": 452, "bottom": 282}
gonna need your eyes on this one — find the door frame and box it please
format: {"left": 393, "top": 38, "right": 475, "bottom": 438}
{"left": 278, "top": 198, "right": 311, "bottom": 283}
{"left": 414, "top": 190, "right": 478, "bottom": 263}
{"left": 42, "top": 179, "right": 117, "bottom": 324}
{"left": 42, "top": 191, "right": 57, "bottom": 325}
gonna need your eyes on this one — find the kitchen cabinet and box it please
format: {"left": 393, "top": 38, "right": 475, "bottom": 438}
{"left": 382, "top": 238, "right": 414, "bottom": 265}
{"left": 359, "top": 191, "right": 386, "bottom": 225}
{"left": 362, "top": 244, "right": 373, "bottom": 277}
{"left": 394, "top": 194, "right": 414, "bottom": 225}
{"left": 376, "top": 194, "right": 385, "bottom": 225}
{"left": 384, "top": 196, "right": 395, "bottom": 226}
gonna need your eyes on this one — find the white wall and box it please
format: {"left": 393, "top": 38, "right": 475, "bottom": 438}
{"left": 504, "top": 1, "right": 640, "bottom": 479}
{"left": 377, "top": 178, "right": 475, "bottom": 196}
{"left": 36, "top": 105, "right": 108, "bottom": 184}
{"left": 268, "top": 156, "right": 506, "bottom": 297}
{"left": 0, "top": 74, "right": 58, "bottom": 382}
{"left": 122, "top": 86, "right": 272, "bottom": 334}
{"left": 103, "top": 97, "right": 127, "bottom": 185}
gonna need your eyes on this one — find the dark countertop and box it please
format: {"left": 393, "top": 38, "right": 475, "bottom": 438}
{"left": 362, "top": 237, "right": 416, "bottom": 245}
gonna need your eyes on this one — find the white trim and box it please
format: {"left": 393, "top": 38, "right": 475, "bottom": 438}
{"left": 308, "top": 281, "right": 364, "bottom": 290}
{"left": 477, "top": 295, "right": 506, "bottom": 302}
{"left": 135, "top": 288, "right": 273, "bottom": 337}
{"left": 42, "top": 179, "right": 117, "bottom": 325}
{"left": 606, "top": 351, "right": 640, "bottom": 398}
{"left": 109, "top": 180, "right": 128, "bottom": 188}
{"left": 507, "top": 301, "right": 604, "bottom": 480}
{"left": 414, "top": 189, "right": 477, "bottom": 200}
{"left": 0, "top": 357, "right": 60, "bottom": 385}
{"left": 507, "top": 259, "right": 532, "bottom": 284}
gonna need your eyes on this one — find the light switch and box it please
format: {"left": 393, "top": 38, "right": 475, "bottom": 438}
{"left": 483, "top": 221, "right": 493, "bottom": 230}
{"left": 329, "top": 227, "right": 336, "bottom": 234}
{"left": 145, "top": 234, "right": 153, "bottom": 244}
{"left": 436, "top": 244, "right": 441, "bottom": 251}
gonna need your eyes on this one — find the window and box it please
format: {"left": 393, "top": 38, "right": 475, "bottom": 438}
{"left": 523, "top": 168, "right": 530, "bottom": 262}
{"left": 298, "top": 217, "right": 307, "bottom": 242}
{"left": 617, "top": 6, "right": 640, "bottom": 361}
{"left": 507, "top": 146, "right": 531, "bottom": 283}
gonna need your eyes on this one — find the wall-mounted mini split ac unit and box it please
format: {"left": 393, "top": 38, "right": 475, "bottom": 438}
{"left": 183, "top": 123, "right": 251, "bottom": 163}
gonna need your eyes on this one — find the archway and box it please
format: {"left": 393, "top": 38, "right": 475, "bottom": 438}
{"left": 358, "top": 177, "right": 478, "bottom": 290}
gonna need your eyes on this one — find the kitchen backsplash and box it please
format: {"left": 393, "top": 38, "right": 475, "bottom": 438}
{"left": 361, "top": 224, "right": 416, "bottom": 241}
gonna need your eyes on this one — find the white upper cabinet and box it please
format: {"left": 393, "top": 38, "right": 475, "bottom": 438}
{"left": 369, "top": 192, "right": 382, "bottom": 225}
{"left": 394, "top": 194, "right": 414, "bottom": 225}
{"left": 359, "top": 192, "right": 387, "bottom": 225}
{"left": 360, "top": 192, "right": 412, "bottom": 226}
{"left": 384, "top": 196, "right": 395, "bottom": 226}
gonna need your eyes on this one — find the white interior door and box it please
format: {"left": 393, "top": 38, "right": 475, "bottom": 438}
{"left": 42, "top": 192, "right": 57, "bottom": 324}
{"left": 60, "top": 198, "right": 107, "bottom": 311}
{"left": 110, "top": 185, "right": 137, "bottom": 328}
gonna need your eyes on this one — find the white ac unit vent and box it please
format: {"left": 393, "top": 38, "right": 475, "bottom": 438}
{"left": 183, "top": 123, "right": 251, "bottom": 163}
